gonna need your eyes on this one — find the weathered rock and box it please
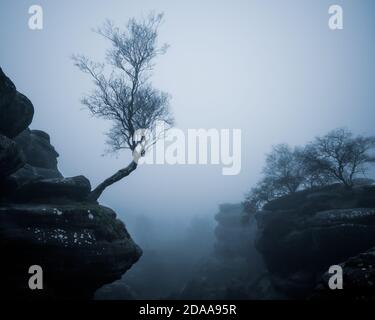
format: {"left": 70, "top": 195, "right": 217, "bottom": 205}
{"left": 0, "top": 67, "right": 142, "bottom": 300}
{"left": 1, "top": 128, "right": 63, "bottom": 197}
{"left": 0, "top": 68, "right": 34, "bottom": 138}
{"left": 0, "top": 134, "right": 25, "bottom": 178}
{"left": 95, "top": 282, "right": 137, "bottom": 300}
{"left": 15, "top": 129, "right": 60, "bottom": 170}
{"left": 0, "top": 90, "right": 34, "bottom": 139}
{"left": 256, "top": 184, "right": 375, "bottom": 298}
{"left": 11, "top": 164, "right": 63, "bottom": 184}
{"left": 0, "top": 67, "right": 16, "bottom": 111}
{"left": 214, "top": 203, "right": 254, "bottom": 259}
{"left": 263, "top": 183, "right": 375, "bottom": 213}
{"left": 313, "top": 247, "right": 375, "bottom": 300}
{"left": 247, "top": 273, "right": 287, "bottom": 300}
{"left": 0, "top": 165, "right": 64, "bottom": 199}
{"left": 0, "top": 203, "right": 142, "bottom": 299}
{"left": 15, "top": 175, "right": 91, "bottom": 202}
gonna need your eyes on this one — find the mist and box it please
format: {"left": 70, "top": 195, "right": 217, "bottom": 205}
{"left": 1, "top": 0, "right": 375, "bottom": 299}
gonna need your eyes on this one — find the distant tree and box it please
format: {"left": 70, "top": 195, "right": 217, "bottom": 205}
{"left": 297, "top": 147, "right": 335, "bottom": 189}
{"left": 243, "top": 128, "right": 375, "bottom": 216}
{"left": 301, "top": 128, "right": 375, "bottom": 189}
{"left": 73, "top": 13, "right": 174, "bottom": 201}
{"left": 243, "top": 145, "right": 306, "bottom": 216}
{"left": 263, "top": 144, "right": 305, "bottom": 194}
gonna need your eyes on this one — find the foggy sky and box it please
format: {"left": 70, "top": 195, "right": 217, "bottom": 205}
{"left": 1, "top": 0, "right": 375, "bottom": 229}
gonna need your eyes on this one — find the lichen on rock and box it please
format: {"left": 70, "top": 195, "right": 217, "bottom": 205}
{"left": 255, "top": 183, "right": 375, "bottom": 298}
{"left": 0, "top": 67, "right": 142, "bottom": 299}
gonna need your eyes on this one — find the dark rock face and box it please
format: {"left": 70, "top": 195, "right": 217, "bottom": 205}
{"left": 15, "top": 129, "right": 59, "bottom": 170}
{"left": 5, "top": 128, "right": 63, "bottom": 189}
{"left": 0, "top": 203, "right": 141, "bottom": 299}
{"left": 15, "top": 175, "right": 91, "bottom": 203}
{"left": 8, "top": 164, "right": 63, "bottom": 186}
{"left": 0, "top": 67, "right": 142, "bottom": 299}
{"left": 313, "top": 247, "right": 375, "bottom": 300}
{"left": 95, "top": 282, "right": 137, "bottom": 300}
{"left": 0, "top": 134, "right": 25, "bottom": 178}
{"left": 256, "top": 184, "right": 375, "bottom": 298}
{"left": 0, "top": 68, "right": 34, "bottom": 138}
{"left": 0, "top": 67, "right": 16, "bottom": 113}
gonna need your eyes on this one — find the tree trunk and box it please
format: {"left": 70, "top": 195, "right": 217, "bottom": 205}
{"left": 88, "top": 161, "right": 138, "bottom": 201}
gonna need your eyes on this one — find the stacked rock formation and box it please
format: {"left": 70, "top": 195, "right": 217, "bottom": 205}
{"left": 0, "top": 67, "right": 142, "bottom": 299}
{"left": 255, "top": 182, "right": 375, "bottom": 299}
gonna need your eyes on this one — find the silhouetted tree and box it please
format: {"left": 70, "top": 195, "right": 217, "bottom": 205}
{"left": 302, "top": 128, "right": 375, "bottom": 189}
{"left": 73, "top": 13, "right": 174, "bottom": 201}
{"left": 243, "top": 145, "right": 305, "bottom": 216}
{"left": 243, "top": 128, "right": 375, "bottom": 215}
{"left": 263, "top": 144, "right": 305, "bottom": 194}
{"left": 243, "top": 177, "right": 279, "bottom": 215}
{"left": 298, "top": 145, "right": 334, "bottom": 188}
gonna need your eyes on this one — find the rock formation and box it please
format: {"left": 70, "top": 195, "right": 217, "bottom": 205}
{"left": 0, "top": 67, "right": 142, "bottom": 299}
{"left": 174, "top": 203, "right": 265, "bottom": 299}
{"left": 255, "top": 182, "right": 375, "bottom": 298}
{"left": 313, "top": 246, "right": 375, "bottom": 299}
{"left": 214, "top": 203, "right": 254, "bottom": 259}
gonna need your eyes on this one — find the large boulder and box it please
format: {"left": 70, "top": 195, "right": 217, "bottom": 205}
{"left": 9, "top": 164, "right": 63, "bottom": 185}
{"left": 0, "top": 68, "right": 34, "bottom": 138}
{"left": 0, "top": 165, "right": 64, "bottom": 200}
{"left": 0, "top": 203, "right": 142, "bottom": 299}
{"left": 15, "top": 175, "right": 92, "bottom": 202}
{"left": 0, "top": 134, "right": 25, "bottom": 179}
{"left": 262, "top": 183, "right": 375, "bottom": 213}
{"left": 256, "top": 184, "right": 375, "bottom": 298}
{"left": 1, "top": 128, "right": 63, "bottom": 197}
{"left": 0, "top": 67, "right": 16, "bottom": 111}
{"left": 313, "top": 247, "right": 375, "bottom": 300}
{"left": 15, "top": 129, "right": 60, "bottom": 170}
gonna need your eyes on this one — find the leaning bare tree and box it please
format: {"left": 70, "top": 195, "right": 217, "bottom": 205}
{"left": 73, "top": 13, "right": 174, "bottom": 201}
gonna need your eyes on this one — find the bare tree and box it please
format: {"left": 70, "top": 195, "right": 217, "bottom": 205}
{"left": 297, "top": 147, "right": 335, "bottom": 189}
{"left": 302, "top": 128, "right": 375, "bottom": 189}
{"left": 243, "top": 145, "right": 306, "bottom": 217}
{"left": 263, "top": 144, "right": 305, "bottom": 194}
{"left": 243, "top": 128, "right": 375, "bottom": 217}
{"left": 73, "top": 13, "right": 174, "bottom": 201}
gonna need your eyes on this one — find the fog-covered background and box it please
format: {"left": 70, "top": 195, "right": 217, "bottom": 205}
{"left": 1, "top": 0, "right": 375, "bottom": 298}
